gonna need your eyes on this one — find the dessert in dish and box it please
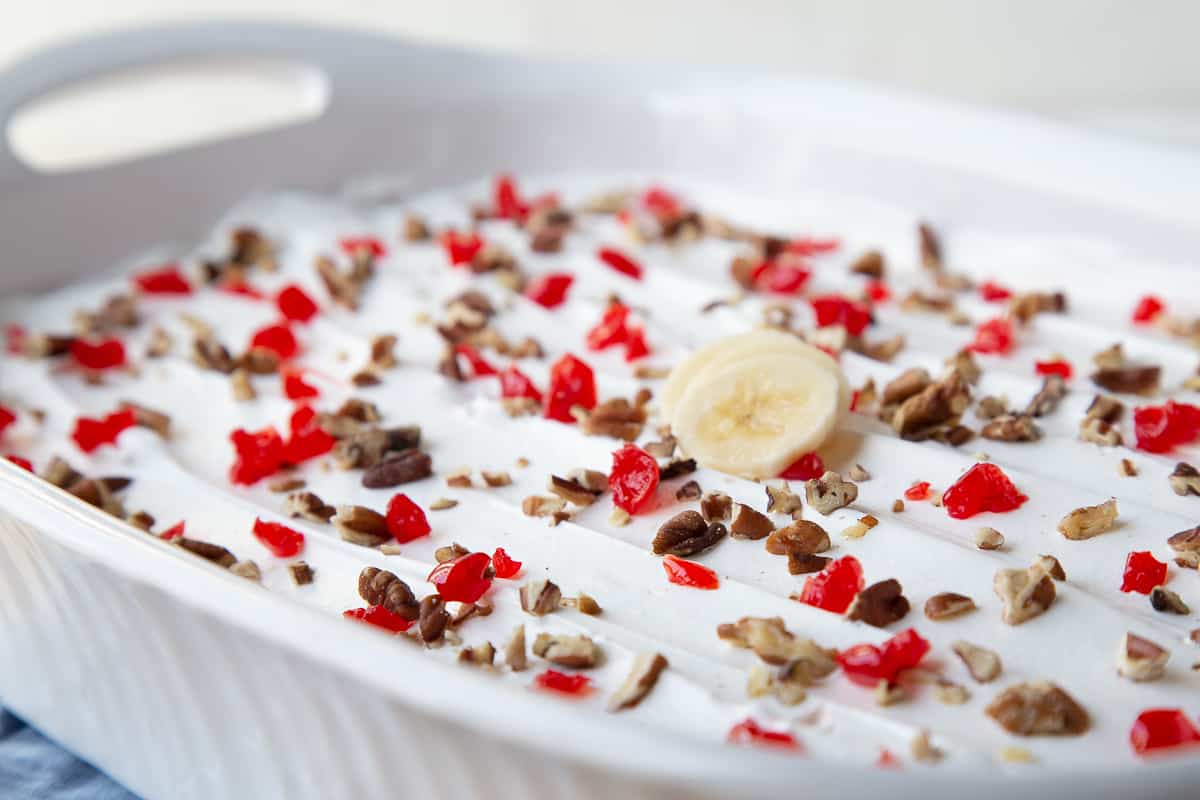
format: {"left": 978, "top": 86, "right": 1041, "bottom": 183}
{"left": 1, "top": 173, "right": 1198, "bottom": 769}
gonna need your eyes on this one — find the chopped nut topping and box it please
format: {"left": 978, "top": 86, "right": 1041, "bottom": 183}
{"left": 434, "top": 543, "right": 470, "bottom": 563}
{"left": 145, "top": 326, "right": 172, "bottom": 358}
{"left": 998, "top": 746, "right": 1036, "bottom": 764}
{"left": 892, "top": 499, "right": 905, "bottom": 513}
{"left": 952, "top": 640, "right": 1002, "bottom": 683}
{"left": 985, "top": 682, "right": 1089, "bottom": 736}
{"left": 532, "top": 633, "right": 602, "bottom": 668}
{"left": 1150, "top": 586, "right": 1190, "bottom": 614}
{"left": 765, "top": 520, "right": 830, "bottom": 558}
{"left": 361, "top": 449, "right": 432, "bottom": 488}
{"left": 658, "top": 457, "right": 697, "bottom": 480}
{"left": 580, "top": 397, "right": 646, "bottom": 441}
{"left": 945, "top": 349, "right": 982, "bottom": 384}
{"left": 874, "top": 680, "right": 909, "bottom": 706}
{"left": 936, "top": 681, "right": 971, "bottom": 705}
{"left": 119, "top": 401, "right": 171, "bottom": 438}
{"left": 841, "top": 521, "right": 870, "bottom": 539}
{"left": 729, "top": 503, "right": 775, "bottom": 540}
{"left": 675, "top": 480, "right": 702, "bottom": 501}
{"left": 403, "top": 213, "right": 430, "bottom": 241}
{"left": 846, "top": 579, "right": 911, "bottom": 627}
{"left": 716, "top": 617, "right": 838, "bottom": 686}
{"left": 417, "top": 595, "right": 450, "bottom": 643}
{"left": 125, "top": 510, "right": 155, "bottom": 531}
{"left": 548, "top": 474, "right": 602, "bottom": 506}
{"left": 975, "top": 395, "right": 1009, "bottom": 420}
{"left": 445, "top": 467, "right": 473, "bottom": 488}
{"left": 1169, "top": 462, "right": 1200, "bottom": 496}
{"left": 994, "top": 563, "right": 1056, "bottom": 625}
{"left": 608, "top": 652, "right": 669, "bottom": 712}
{"left": 268, "top": 476, "right": 306, "bottom": 493}
{"left": 910, "top": 730, "right": 943, "bottom": 764}
{"left": 480, "top": 469, "right": 512, "bottom": 487}
{"left": 1009, "top": 291, "right": 1066, "bottom": 323}
{"left": 332, "top": 505, "right": 391, "bottom": 547}
{"left": 1023, "top": 375, "right": 1067, "bottom": 418}
{"left": 804, "top": 471, "right": 858, "bottom": 515}
{"left": 519, "top": 579, "right": 562, "bottom": 616}
{"left": 177, "top": 537, "right": 236, "bottom": 568}
{"left": 917, "top": 221, "right": 942, "bottom": 270}
{"left": 230, "top": 560, "right": 261, "bottom": 581}
{"left": 288, "top": 561, "right": 314, "bottom": 586}
{"left": 1056, "top": 498, "right": 1118, "bottom": 540}
{"left": 700, "top": 491, "right": 732, "bottom": 523}
{"left": 850, "top": 249, "right": 885, "bottom": 278}
{"left": 653, "top": 510, "right": 726, "bottom": 556}
{"left": 788, "top": 554, "right": 832, "bottom": 574}
{"left": 522, "top": 494, "right": 567, "bottom": 519}
{"left": 331, "top": 430, "right": 394, "bottom": 469}
{"left": 848, "top": 463, "right": 870, "bottom": 482}
{"left": 1031, "top": 554, "right": 1066, "bottom": 581}
{"left": 359, "top": 566, "right": 419, "bottom": 619}
{"left": 1086, "top": 393, "right": 1124, "bottom": 422}
{"left": 428, "top": 497, "right": 458, "bottom": 511}
{"left": 924, "top": 592, "right": 977, "bottom": 621}
{"left": 882, "top": 368, "right": 932, "bottom": 406}
{"left": 503, "top": 625, "right": 527, "bottom": 671}
{"left": 891, "top": 370, "right": 971, "bottom": 441}
{"left": 457, "top": 641, "right": 496, "bottom": 667}
{"left": 286, "top": 491, "right": 336, "bottom": 523}
{"left": 981, "top": 414, "right": 1041, "bottom": 442}
{"left": 1079, "top": 416, "right": 1122, "bottom": 446}
{"left": 764, "top": 483, "right": 803, "bottom": 515}
{"left": 1117, "top": 632, "right": 1169, "bottom": 682}
{"left": 608, "top": 506, "right": 631, "bottom": 527}
{"left": 192, "top": 334, "right": 236, "bottom": 374}
{"left": 1169, "top": 525, "right": 1200, "bottom": 552}
{"left": 574, "top": 593, "right": 602, "bottom": 615}
{"left": 643, "top": 436, "right": 677, "bottom": 459}
{"left": 1119, "top": 458, "right": 1138, "bottom": 477}
{"left": 1092, "top": 363, "right": 1161, "bottom": 396}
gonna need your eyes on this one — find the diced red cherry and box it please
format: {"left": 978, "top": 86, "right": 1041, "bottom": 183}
{"left": 640, "top": 186, "right": 682, "bottom": 219}
{"left": 903, "top": 481, "right": 931, "bottom": 501}
{"left": 159, "top": 520, "right": 185, "bottom": 541}
{"left": 439, "top": 230, "right": 484, "bottom": 266}
{"left": 967, "top": 317, "right": 1014, "bottom": 355}
{"left": 0, "top": 405, "right": 14, "bottom": 436}
{"left": 780, "top": 451, "right": 824, "bottom": 480}
{"left": 499, "top": 365, "right": 542, "bottom": 402}
{"left": 133, "top": 264, "right": 192, "bottom": 295}
{"left": 524, "top": 272, "right": 574, "bottom": 309}
{"left": 276, "top": 284, "right": 319, "bottom": 323}
{"left": 837, "top": 628, "right": 931, "bottom": 688}
{"left": 1131, "top": 295, "right": 1165, "bottom": 325}
{"left": 623, "top": 326, "right": 650, "bottom": 361}
{"left": 1130, "top": 708, "right": 1200, "bottom": 755}
{"left": 385, "top": 494, "right": 430, "bottom": 543}
{"left": 586, "top": 302, "right": 632, "bottom": 350}
{"left": 1120, "top": 550, "right": 1167, "bottom": 594}
{"left": 70, "top": 338, "right": 126, "bottom": 370}
{"left": 543, "top": 353, "right": 597, "bottom": 422}
{"left": 5, "top": 454, "right": 33, "bottom": 472}
{"left": 343, "top": 605, "right": 413, "bottom": 633}
{"left": 229, "top": 426, "right": 286, "bottom": 485}
{"left": 597, "top": 247, "right": 642, "bottom": 280}
{"left": 249, "top": 323, "right": 298, "bottom": 360}
{"left": 454, "top": 343, "right": 498, "bottom": 377}
{"left": 609, "top": 443, "right": 659, "bottom": 514}
{"left": 727, "top": 719, "right": 801, "bottom": 751}
{"left": 941, "top": 462, "right": 1027, "bottom": 519}
{"left": 491, "top": 547, "right": 522, "bottom": 579}
{"left": 533, "top": 669, "right": 593, "bottom": 696}
{"left": 796, "top": 555, "right": 864, "bottom": 613}
{"left": 71, "top": 409, "right": 136, "bottom": 453}
{"left": 979, "top": 281, "right": 1012, "bottom": 302}
{"left": 281, "top": 405, "right": 335, "bottom": 464}
{"left": 875, "top": 749, "right": 902, "bottom": 769}
{"left": 5, "top": 324, "right": 26, "bottom": 355}
{"left": 427, "top": 551, "right": 492, "bottom": 603}
{"left": 662, "top": 554, "right": 720, "bottom": 590}
{"left": 865, "top": 280, "right": 891, "bottom": 304}
{"left": 252, "top": 518, "right": 305, "bottom": 557}
{"left": 1035, "top": 359, "right": 1072, "bottom": 379}
{"left": 752, "top": 260, "right": 811, "bottom": 295}
{"left": 338, "top": 236, "right": 387, "bottom": 258}
{"left": 810, "top": 294, "right": 871, "bottom": 336}
{"left": 493, "top": 174, "right": 528, "bottom": 221}
{"left": 282, "top": 368, "right": 320, "bottom": 400}
{"left": 849, "top": 389, "right": 861, "bottom": 413}
{"left": 218, "top": 279, "right": 265, "bottom": 300}
{"left": 1133, "top": 400, "right": 1200, "bottom": 453}
{"left": 786, "top": 237, "right": 840, "bottom": 256}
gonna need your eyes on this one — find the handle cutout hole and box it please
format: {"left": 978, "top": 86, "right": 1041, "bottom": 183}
{"left": 6, "top": 57, "right": 329, "bottom": 173}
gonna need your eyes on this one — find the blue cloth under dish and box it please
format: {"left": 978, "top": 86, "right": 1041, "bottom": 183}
{"left": 0, "top": 709, "right": 136, "bottom": 799}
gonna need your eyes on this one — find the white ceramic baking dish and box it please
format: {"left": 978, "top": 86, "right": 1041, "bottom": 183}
{"left": 2, "top": 21, "right": 1199, "bottom": 800}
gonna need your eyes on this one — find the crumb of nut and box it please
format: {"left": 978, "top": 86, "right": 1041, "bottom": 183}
{"left": 716, "top": 617, "right": 838, "bottom": 692}
{"left": 633, "top": 364, "right": 671, "bottom": 379}
{"left": 882, "top": 367, "right": 932, "bottom": 406}
{"left": 576, "top": 593, "right": 602, "bottom": 615}
{"left": 1032, "top": 554, "right": 1066, "bottom": 581}
{"left": 1175, "top": 551, "right": 1200, "bottom": 570}
{"left": 764, "top": 483, "right": 803, "bottom": 515}
{"left": 608, "top": 506, "right": 632, "bottom": 527}
{"left": 522, "top": 494, "right": 567, "bottom": 519}
{"left": 975, "top": 395, "right": 1008, "bottom": 420}
{"left": 532, "top": 633, "right": 602, "bottom": 668}
{"left": 910, "top": 730, "right": 943, "bottom": 763}
{"left": 125, "top": 510, "right": 155, "bottom": 532}
{"left": 445, "top": 466, "right": 473, "bottom": 488}
{"left": 230, "top": 560, "right": 261, "bottom": 581}
{"left": 952, "top": 640, "right": 1002, "bottom": 683}
{"left": 1168, "top": 525, "right": 1200, "bottom": 553}
{"left": 981, "top": 414, "right": 1041, "bottom": 443}
{"left": 841, "top": 521, "right": 870, "bottom": 539}
{"left": 268, "top": 476, "right": 306, "bottom": 493}
{"left": 287, "top": 491, "right": 336, "bottom": 523}
{"left": 729, "top": 503, "right": 775, "bottom": 540}
{"left": 378, "top": 543, "right": 403, "bottom": 555}
{"left": 548, "top": 474, "right": 602, "bottom": 506}
{"left": 675, "top": 480, "right": 701, "bottom": 501}
{"left": 653, "top": 510, "right": 727, "bottom": 556}
{"left": 804, "top": 471, "right": 858, "bottom": 515}
{"left": 929, "top": 489, "right": 944, "bottom": 507}
{"left": 848, "top": 463, "right": 870, "bottom": 482}
{"left": 1117, "top": 632, "right": 1169, "bottom": 682}
{"left": 429, "top": 497, "right": 458, "bottom": 511}
{"left": 700, "top": 491, "right": 733, "bottom": 523}
{"left": 846, "top": 579, "right": 911, "bottom": 627}
{"left": 1119, "top": 458, "right": 1138, "bottom": 477}
{"left": 176, "top": 537, "right": 237, "bottom": 567}
{"left": 288, "top": 561, "right": 314, "bottom": 585}
{"left": 434, "top": 542, "right": 470, "bottom": 563}
{"left": 607, "top": 652, "right": 669, "bottom": 712}
{"left": 643, "top": 436, "right": 677, "bottom": 459}
{"left": 874, "top": 680, "right": 908, "bottom": 706}
{"left": 1056, "top": 498, "right": 1118, "bottom": 540}
{"left": 481, "top": 470, "right": 512, "bottom": 487}
{"left": 765, "top": 520, "right": 831, "bottom": 559}
{"left": 458, "top": 642, "right": 496, "bottom": 667}
{"left": 975, "top": 527, "right": 1005, "bottom": 550}
{"left": 230, "top": 368, "right": 255, "bottom": 401}
{"left": 892, "top": 499, "right": 905, "bottom": 513}
{"left": 503, "top": 625, "right": 527, "bottom": 671}
{"left": 998, "top": 746, "right": 1036, "bottom": 764}
{"left": 519, "top": 579, "right": 562, "bottom": 616}
{"left": 515, "top": 456, "right": 530, "bottom": 468}
{"left": 985, "top": 682, "right": 1089, "bottom": 736}
{"left": 1149, "top": 586, "right": 1190, "bottom": 614}
{"left": 936, "top": 681, "right": 971, "bottom": 705}
{"left": 332, "top": 505, "right": 391, "bottom": 547}
{"left": 924, "top": 592, "right": 977, "bottom": 621}
{"left": 994, "top": 563, "right": 1056, "bottom": 625}
{"left": 1169, "top": 462, "right": 1200, "bottom": 496}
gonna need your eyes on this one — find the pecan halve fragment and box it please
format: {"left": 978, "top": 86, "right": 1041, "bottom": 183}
{"left": 882, "top": 368, "right": 932, "bottom": 406}
{"left": 176, "top": 537, "right": 237, "bottom": 568}
{"left": 1009, "top": 291, "right": 1066, "bottom": 323}
{"left": 891, "top": 371, "right": 971, "bottom": 440}
{"left": 653, "top": 510, "right": 726, "bottom": 556}
{"left": 845, "top": 579, "right": 910, "bottom": 627}
{"left": 952, "top": 640, "right": 1002, "bottom": 682}
{"left": 522, "top": 494, "right": 567, "bottom": 519}
{"left": 519, "top": 579, "right": 562, "bottom": 616}
{"left": 332, "top": 429, "right": 392, "bottom": 469}
{"left": 607, "top": 652, "right": 669, "bottom": 712}
{"left": 504, "top": 625, "right": 527, "bottom": 671}
{"left": 716, "top": 617, "right": 838, "bottom": 681}
{"left": 788, "top": 554, "right": 831, "bottom": 574}
{"left": 764, "top": 484, "right": 802, "bottom": 515}
{"left": 41, "top": 457, "right": 82, "bottom": 488}
{"left": 358, "top": 566, "right": 419, "bottom": 620}
{"left": 1091, "top": 365, "right": 1161, "bottom": 396}
{"left": 1056, "top": 498, "right": 1118, "bottom": 541}
{"left": 457, "top": 642, "right": 496, "bottom": 667}
{"left": 1023, "top": 375, "right": 1067, "bottom": 418}
{"left": 532, "top": 633, "right": 601, "bottom": 668}
{"left": 1169, "top": 525, "right": 1200, "bottom": 552}
{"left": 850, "top": 250, "right": 885, "bottom": 278}
{"left": 804, "top": 471, "right": 858, "bottom": 515}
{"left": 994, "top": 564, "right": 1056, "bottom": 625}
{"left": 1169, "top": 463, "right": 1200, "bottom": 497}
{"left": 361, "top": 449, "right": 432, "bottom": 488}
{"left": 1150, "top": 586, "right": 1190, "bottom": 614}
{"left": 981, "top": 414, "right": 1041, "bottom": 442}
{"left": 659, "top": 458, "right": 697, "bottom": 480}
{"left": 332, "top": 505, "right": 391, "bottom": 547}
{"left": 1086, "top": 393, "right": 1124, "bottom": 422}
{"left": 975, "top": 395, "right": 1008, "bottom": 420}
{"left": 547, "top": 474, "right": 600, "bottom": 506}
{"left": 287, "top": 491, "right": 336, "bottom": 523}
{"left": 289, "top": 561, "right": 314, "bottom": 585}
{"left": 729, "top": 503, "right": 774, "bottom": 540}
{"left": 417, "top": 595, "right": 450, "bottom": 643}
{"left": 1117, "top": 632, "right": 1169, "bottom": 682}
{"left": 1078, "top": 416, "right": 1122, "bottom": 447}
{"left": 581, "top": 397, "right": 646, "bottom": 441}
{"left": 924, "top": 592, "right": 977, "bottom": 621}
{"left": 765, "top": 520, "right": 830, "bottom": 557}
{"left": 700, "top": 491, "right": 733, "bottom": 523}
{"left": 985, "top": 682, "right": 1089, "bottom": 736}
{"left": 230, "top": 559, "right": 261, "bottom": 581}
{"left": 119, "top": 401, "right": 171, "bottom": 438}
{"left": 192, "top": 335, "right": 236, "bottom": 374}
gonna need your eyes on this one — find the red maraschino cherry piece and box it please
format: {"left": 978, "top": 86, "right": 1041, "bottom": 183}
{"left": 810, "top": 294, "right": 871, "bottom": 336}
{"left": 524, "top": 272, "right": 574, "bottom": 309}
{"left": 229, "top": 426, "right": 286, "bottom": 485}
{"left": 780, "top": 451, "right": 824, "bottom": 480}
{"left": 454, "top": 343, "right": 498, "bottom": 377}
{"left": 787, "top": 237, "right": 840, "bottom": 256}
{"left": 71, "top": 409, "right": 136, "bottom": 453}
{"left": 1035, "top": 359, "right": 1072, "bottom": 379}
{"left": 5, "top": 454, "right": 33, "bottom": 472}
{"left": 640, "top": 186, "right": 682, "bottom": 219}
{"left": 439, "top": 230, "right": 484, "bottom": 266}
{"left": 343, "top": 605, "right": 413, "bottom": 633}
{"left": 427, "top": 551, "right": 492, "bottom": 603}
{"left": 1120, "top": 551, "right": 1167, "bottom": 594}
{"left": 978, "top": 281, "right": 1012, "bottom": 303}
{"left": 837, "top": 628, "right": 931, "bottom": 688}
{"left": 0, "top": 405, "right": 14, "bottom": 436}
{"left": 282, "top": 368, "right": 319, "bottom": 400}
{"left": 1130, "top": 709, "right": 1200, "bottom": 755}
{"left": 5, "top": 324, "right": 26, "bottom": 355}
{"left": 385, "top": 494, "right": 430, "bottom": 543}
{"left": 796, "top": 555, "right": 864, "bottom": 613}
{"left": 727, "top": 719, "right": 801, "bottom": 751}
{"left": 752, "top": 261, "right": 810, "bottom": 295}
{"left": 662, "top": 555, "right": 719, "bottom": 589}
{"left": 1133, "top": 400, "right": 1200, "bottom": 453}
{"left": 543, "top": 353, "right": 596, "bottom": 422}
{"left": 338, "top": 236, "right": 387, "bottom": 258}
{"left": 493, "top": 174, "right": 528, "bottom": 221}
{"left": 875, "top": 749, "right": 902, "bottom": 769}
{"left": 623, "top": 326, "right": 650, "bottom": 362}
{"left": 597, "top": 247, "right": 642, "bottom": 280}
{"left": 276, "top": 284, "right": 319, "bottom": 323}
{"left": 133, "top": 264, "right": 192, "bottom": 295}
{"left": 609, "top": 443, "right": 659, "bottom": 514}
{"left": 941, "top": 463, "right": 1027, "bottom": 519}
{"left": 586, "top": 302, "right": 631, "bottom": 350}
{"left": 491, "top": 547, "right": 522, "bottom": 579}
{"left": 533, "top": 669, "right": 593, "bottom": 696}
{"left": 249, "top": 323, "right": 298, "bottom": 360}
{"left": 252, "top": 518, "right": 305, "bottom": 557}
{"left": 967, "top": 317, "right": 1014, "bottom": 355}
{"left": 904, "top": 481, "right": 932, "bottom": 501}
{"left": 281, "top": 405, "right": 335, "bottom": 464}
{"left": 865, "top": 280, "right": 891, "bottom": 304}
{"left": 1131, "top": 295, "right": 1165, "bottom": 325}
{"left": 499, "top": 365, "right": 542, "bottom": 402}
{"left": 159, "top": 521, "right": 186, "bottom": 541}
{"left": 70, "top": 338, "right": 126, "bottom": 370}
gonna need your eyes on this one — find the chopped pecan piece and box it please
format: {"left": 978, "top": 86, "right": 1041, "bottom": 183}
{"left": 846, "top": 579, "right": 910, "bottom": 627}
{"left": 361, "top": 450, "right": 432, "bottom": 488}
{"left": 729, "top": 503, "right": 774, "bottom": 540}
{"left": 1169, "top": 463, "right": 1200, "bottom": 496}
{"left": 675, "top": 480, "right": 701, "bottom": 501}
{"left": 891, "top": 370, "right": 971, "bottom": 440}
{"left": 952, "top": 640, "right": 1002, "bottom": 682}
{"left": 546, "top": 474, "right": 600, "bottom": 506}
{"left": 910, "top": 730, "right": 943, "bottom": 764}
{"left": 975, "top": 395, "right": 1009, "bottom": 420}
{"left": 924, "top": 592, "right": 977, "bottom": 621}
{"left": 882, "top": 368, "right": 931, "bottom": 406}
{"left": 359, "top": 566, "right": 419, "bottom": 619}
{"left": 332, "top": 505, "right": 391, "bottom": 547}
{"left": 457, "top": 642, "right": 496, "bottom": 666}
{"left": 333, "top": 429, "right": 392, "bottom": 469}
{"left": 1033, "top": 554, "right": 1066, "bottom": 581}
{"left": 532, "top": 633, "right": 601, "bottom": 668}
{"left": 804, "top": 471, "right": 858, "bottom": 515}
{"left": 985, "top": 682, "right": 1089, "bottom": 736}
{"left": 1150, "top": 586, "right": 1190, "bottom": 614}
{"left": 1119, "top": 458, "right": 1138, "bottom": 477}
{"left": 700, "top": 491, "right": 732, "bottom": 522}
{"left": 1056, "top": 498, "right": 1118, "bottom": 541}
{"left": 848, "top": 463, "right": 870, "bottom": 482}
{"left": 1078, "top": 416, "right": 1122, "bottom": 446}
{"left": 522, "top": 495, "right": 566, "bottom": 519}
{"left": 789, "top": 554, "right": 831, "bottom": 574}
{"left": 417, "top": 595, "right": 450, "bottom": 643}
{"left": 120, "top": 401, "right": 170, "bottom": 437}
{"left": 434, "top": 543, "right": 470, "bottom": 563}
{"left": 653, "top": 510, "right": 726, "bottom": 556}
{"left": 1169, "top": 525, "right": 1200, "bottom": 552}
{"left": 504, "top": 625, "right": 527, "bottom": 671}
{"left": 763, "top": 483, "right": 802, "bottom": 515}
{"left": 981, "top": 414, "right": 1041, "bottom": 442}
{"left": 917, "top": 221, "right": 942, "bottom": 269}
{"left": 1085, "top": 393, "right": 1124, "bottom": 422}
{"left": 945, "top": 349, "right": 981, "bottom": 384}
{"left": 659, "top": 458, "right": 697, "bottom": 480}
{"left": 765, "top": 520, "right": 830, "bottom": 557}
{"left": 287, "top": 491, "right": 336, "bottom": 523}
{"left": 230, "top": 560, "right": 261, "bottom": 581}
{"left": 1091, "top": 365, "right": 1160, "bottom": 396}
{"left": 716, "top": 617, "right": 838, "bottom": 681}
{"left": 608, "top": 652, "right": 669, "bottom": 712}
{"left": 480, "top": 470, "right": 512, "bottom": 487}
{"left": 850, "top": 250, "right": 885, "bottom": 278}
{"left": 994, "top": 563, "right": 1056, "bottom": 625}
{"left": 192, "top": 335, "right": 235, "bottom": 374}
{"left": 519, "top": 579, "right": 562, "bottom": 616}
{"left": 1023, "top": 375, "right": 1067, "bottom": 417}
{"left": 289, "top": 561, "right": 314, "bottom": 586}
{"left": 176, "top": 537, "right": 236, "bottom": 568}
{"left": 1117, "top": 632, "right": 1169, "bottom": 682}
{"left": 268, "top": 476, "right": 305, "bottom": 493}
{"left": 581, "top": 397, "right": 646, "bottom": 441}
{"left": 41, "top": 457, "right": 82, "bottom": 489}
{"left": 1009, "top": 291, "right": 1066, "bottom": 323}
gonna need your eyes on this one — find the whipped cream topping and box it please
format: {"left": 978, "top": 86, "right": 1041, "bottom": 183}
{"left": 1, "top": 172, "right": 1198, "bottom": 770}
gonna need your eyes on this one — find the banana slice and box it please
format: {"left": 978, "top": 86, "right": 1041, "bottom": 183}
{"left": 660, "top": 329, "right": 841, "bottom": 422}
{"left": 671, "top": 351, "right": 844, "bottom": 479}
